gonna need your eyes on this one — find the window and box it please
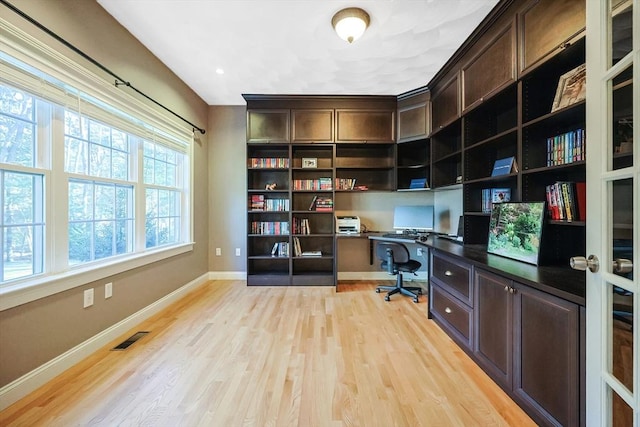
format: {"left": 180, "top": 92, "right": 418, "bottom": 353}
{"left": 0, "top": 44, "right": 192, "bottom": 299}
{"left": 0, "top": 170, "right": 44, "bottom": 282}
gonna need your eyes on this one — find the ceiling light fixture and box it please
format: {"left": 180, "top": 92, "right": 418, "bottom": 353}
{"left": 331, "top": 7, "right": 370, "bottom": 44}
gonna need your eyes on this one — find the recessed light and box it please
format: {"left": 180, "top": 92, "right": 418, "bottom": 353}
{"left": 215, "top": 68, "right": 224, "bottom": 75}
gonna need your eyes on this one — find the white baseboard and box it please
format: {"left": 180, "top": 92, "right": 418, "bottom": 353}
{"left": 0, "top": 272, "right": 210, "bottom": 411}
{"left": 207, "top": 271, "right": 246, "bottom": 280}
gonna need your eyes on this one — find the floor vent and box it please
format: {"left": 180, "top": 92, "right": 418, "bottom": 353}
{"left": 111, "top": 331, "right": 149, "bottom": 351}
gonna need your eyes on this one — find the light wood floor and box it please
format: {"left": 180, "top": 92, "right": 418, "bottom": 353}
{"left": 0, "top": 281, "right": 535, "bottom": 427}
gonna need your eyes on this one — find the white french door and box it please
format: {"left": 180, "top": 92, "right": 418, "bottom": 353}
{"left": 585, "top": 0, "right": 639, "bottom": 425}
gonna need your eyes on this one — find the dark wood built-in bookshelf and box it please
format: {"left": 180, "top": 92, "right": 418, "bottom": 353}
{"left": 244, "top": 95, "right": 397, "bottom": 286}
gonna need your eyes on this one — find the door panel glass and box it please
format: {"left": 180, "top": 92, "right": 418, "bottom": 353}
{"left": 610, "top": 0, "right": 633, "bottom": 66}
{"left": 611, "top": 385, "right": 634, "bottom": 426}
{"left": 611, "top": 179, "right": 633, "bottom": 280}
{"left": 610, "top": 284, "right": 634, "bottom": 392}
{"left": 612, "top": 66, "right": 633, "bottom": 171}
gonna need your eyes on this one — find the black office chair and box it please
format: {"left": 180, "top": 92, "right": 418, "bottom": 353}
{"left": 375, "top": 241, "right": 422, "bottom": 303}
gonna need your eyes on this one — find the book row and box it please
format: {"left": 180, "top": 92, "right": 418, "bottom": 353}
{"left": 270, "top": 239, "right": 323, "bottom": 258}
{"left": 292, "top": 217, "right": 311, "bottom": 235}
{"left": 249, "top": 195, "right": 289, "bottom": 211}
{"left": 271, "top": 241, "right": 290, "bottom": 257}
{"left": 248, "top": 157, "right": 289, "bottom": 168}
{"left": 545, "top": 181, "right": 586, "bottom": 222}
{"left": 308, "top": 196, "right": 333, "bottom": 211}
{"left": 546, "top": 129, "right": 586, "bottom": 167}
{"left": 292, "top": 177, "right": 332, "bottom": 191}
{"left": 335, "top": 178, "right": 357, "bottom": 190}
{"left": 292, "top": 237, "right": 322, "bottom": 257}
{"left": 250, "top": 221, "right": 290, "bottom": 235}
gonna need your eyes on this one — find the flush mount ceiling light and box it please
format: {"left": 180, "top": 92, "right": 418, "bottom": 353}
{"left": 331, "top": 7, "right": 370, "bottom": 43}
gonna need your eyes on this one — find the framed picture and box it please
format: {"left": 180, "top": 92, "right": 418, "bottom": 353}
{"left": 487, "top": 201, "right": 545, "bottom": 265}
{"left": 302, "top": 157, "right": 317, "bottom": 168}
{"left": 551, "top": 64, "right": 586, "bottom": 112}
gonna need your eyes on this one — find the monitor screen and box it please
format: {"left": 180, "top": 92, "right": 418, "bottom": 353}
{"left": 392, "top": 205, "right": 434, "bottom": 232}
{"left": 487, "top": 201, "right": 545, "bottom": 265}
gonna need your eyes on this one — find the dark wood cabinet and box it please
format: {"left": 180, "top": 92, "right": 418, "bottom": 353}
{"left": 462, "top": 22, "right": 516, "bottom": 112}
{"left": 335, "top": 109, "right": 395, "bottom": 143}
{"left": 519, "top": 0, "right": 585, "bottom": 72}
{"left": 473, "top": 267, "right": 581, "bottom": 427}
{"left": 429, "top": 252, "right": 473, "bottom": 350}
{"left": 291, "top": 109, "right": 333, "bottom": 143}
{"left": 247, "top": 109, "right": 290, "bottom": 143}
{"left": 514, "top": 283, "right": 580, "bottom": 427}
{"left": 431, "top": 74, "right": 459, "bottom": 131}
{"left": 474, "top": 269, "right": 512, "bottom": 389}
{"left": 397, "top": 90, "right": 429, "bottom": 142}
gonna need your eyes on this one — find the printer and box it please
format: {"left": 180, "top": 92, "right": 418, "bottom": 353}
{"left": 336, "top": 215, "right": 361, "bottom": 234}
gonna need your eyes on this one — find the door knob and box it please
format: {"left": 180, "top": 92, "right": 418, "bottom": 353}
{"left": 613, "top": 258, "right": 633, "bottom": 274}
{"left": 570, "top": 255, "right": 600, "bottom": 273}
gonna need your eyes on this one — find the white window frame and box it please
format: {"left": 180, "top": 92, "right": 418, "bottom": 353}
{"left": 0, "top": 19, "right": 195, "bottom": 310}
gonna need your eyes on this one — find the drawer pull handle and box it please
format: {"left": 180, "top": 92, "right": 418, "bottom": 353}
{"left": 444, "top": 270, "right": 453, "bottom": 276}
{"left": 445, "top": 307, "right": 452, "bottom": 314}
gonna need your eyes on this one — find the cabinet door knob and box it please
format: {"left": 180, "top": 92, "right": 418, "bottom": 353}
{"left": 509, "top": 287, "right": 516, "bottom": 294}
{"left": 444, "top": 270, "right": 453, "bottom": 276}
{"left": 444, "top": 307, "right": 452, "bottom": 314}
{"left": 504, "top": 285, "right": 509, "bottom": 292}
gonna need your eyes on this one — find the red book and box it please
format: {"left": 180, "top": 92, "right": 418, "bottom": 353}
{"left": 575, "top": 182, "right": 586, "bottom": 221}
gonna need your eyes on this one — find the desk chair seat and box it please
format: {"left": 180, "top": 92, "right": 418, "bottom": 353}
{"left": 375, "top": 241, "right": 422, "bottom": 303}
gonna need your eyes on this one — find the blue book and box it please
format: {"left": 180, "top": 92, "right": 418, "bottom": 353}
{"left": 491, "top": 156, "right": 517, "bottom": 177}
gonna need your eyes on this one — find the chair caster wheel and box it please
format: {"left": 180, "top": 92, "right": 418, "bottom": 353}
{"left": 375, "top": 288, "right": 381, "bottom": 293}
{"left": 384, "top": 295, "right": 390, "bottom": 302}
{"left": 413, "top": 297, "right": 419, "bottom": 303}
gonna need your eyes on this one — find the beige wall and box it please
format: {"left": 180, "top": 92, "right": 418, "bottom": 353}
{"left": 0, "top": 0, "right": 209, "bottom": 386}
{"left": 208, "top": 106, "right": 247, "bottom": 272}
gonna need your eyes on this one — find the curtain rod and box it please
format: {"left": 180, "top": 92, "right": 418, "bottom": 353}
{"left": 0, "top": 0, "right": 206, "bottom": 135}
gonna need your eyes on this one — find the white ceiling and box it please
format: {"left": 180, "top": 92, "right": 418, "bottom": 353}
{"left": 97, "top": 0, "right": 500, "bottom": 106}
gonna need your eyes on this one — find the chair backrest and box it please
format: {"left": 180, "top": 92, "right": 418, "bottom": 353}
{"left": 375, "top": 241, "right": 411, "bottom": 264}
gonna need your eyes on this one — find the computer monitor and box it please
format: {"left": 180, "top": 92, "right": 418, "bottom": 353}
{"left": 392, "top": 205, "right": 434, "bottom": 232}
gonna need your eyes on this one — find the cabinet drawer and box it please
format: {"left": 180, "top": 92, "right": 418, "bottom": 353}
{"left": 431, "top": 285, "right": 473, "bottom": 349}
{"left": 432, "top": 253, "right": 472, "bottom": 304}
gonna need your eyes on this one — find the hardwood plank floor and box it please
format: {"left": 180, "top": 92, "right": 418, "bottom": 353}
{"left": 0, "top": 281, "right": 535, "bottom": 426}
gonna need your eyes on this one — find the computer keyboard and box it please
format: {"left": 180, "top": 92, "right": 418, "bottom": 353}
{"left": 381, "top": 233, "right": 421, "bottom": 240}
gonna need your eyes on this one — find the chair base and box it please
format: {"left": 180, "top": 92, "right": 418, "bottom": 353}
{"left": 376, "top": 275, "right": 422, "bottom": 303}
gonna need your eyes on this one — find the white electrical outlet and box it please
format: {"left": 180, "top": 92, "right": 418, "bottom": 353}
{"left": 235, "top": 248, "right": 241, "bottom": 256}
{"left": 105, "top": 282, "right": 113, "bottom": 299}
{"left": 417, "top": 247, "right": 423, "bottom": 257}
{"left": 216, "top": 247, "right": 222, "bottom": 256}
{"left": 83, "top": 288, "right": 94, "bottom": 308}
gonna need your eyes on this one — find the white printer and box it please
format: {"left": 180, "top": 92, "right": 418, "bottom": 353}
{"left": 336, "top": 216, "right": 361, "bottom": 234}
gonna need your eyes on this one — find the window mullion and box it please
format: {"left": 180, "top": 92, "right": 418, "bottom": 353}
{"left": 49, "top": 105, "right": 68, "bottom": 271}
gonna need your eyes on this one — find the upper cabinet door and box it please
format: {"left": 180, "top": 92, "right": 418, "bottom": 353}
{"left": 462, "top": 22, "right": 516, "bottom": 112}
{"left": 247, "top": 109, "right": 290, "bottom": 143}
{"left": 431, "top": 74, "right": 460, "bottom": 132}
{"left": 335, "top": 109, "right": 395, "bottom": 143}
{"left": 291, "top": 109, "right": 334, "bottom": 143}
{"left": 397, "top": 90, "right": 430, "bottom": 143}
{"left": 519, "top": 0, "right": 586, "bottom": 73}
